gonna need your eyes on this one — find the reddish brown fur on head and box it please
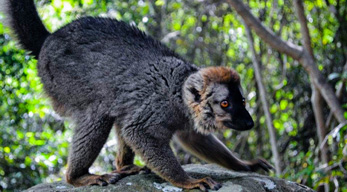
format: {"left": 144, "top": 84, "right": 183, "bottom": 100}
{"left": 200, "top": 67, "right": 240, "bottom": 91}
{"left": 200, "top": 66, "right": 240, "bottom": 83}
{"left": 183, "top": 66, "right": 241, "bottom": 134}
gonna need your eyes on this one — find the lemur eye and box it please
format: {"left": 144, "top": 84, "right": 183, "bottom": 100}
{"left": 220, "top": 100, "right": 229, "bottom": 108}
{"left": 242, "top": 98, "right": 246, "bottom": 106}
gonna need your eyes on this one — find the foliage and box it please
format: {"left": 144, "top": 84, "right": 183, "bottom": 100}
{"left": 0, "top": 0, "right": 346, "bottom": 191}
{"left": 0, "top": 21, "right": 70, "bottom": 191}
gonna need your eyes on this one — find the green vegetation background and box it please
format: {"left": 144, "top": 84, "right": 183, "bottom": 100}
{"left": 0, "top": 0, "right": 346, "bottom": 191}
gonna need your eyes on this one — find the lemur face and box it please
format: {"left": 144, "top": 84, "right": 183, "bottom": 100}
{"left": 205, "top": 83, "right": 254, "bottom": 131}
{"left": 183, "top": 66, "right": 254, "bottom": 134}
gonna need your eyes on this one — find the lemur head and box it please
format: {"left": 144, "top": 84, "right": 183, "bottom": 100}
{"left": 183, "top": 66, "right": 254, "bottom": 134}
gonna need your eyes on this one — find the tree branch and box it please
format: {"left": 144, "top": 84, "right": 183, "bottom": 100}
{"left": 226, "top": 0, "right": 346, "bottom": 124}
{"left": 225, "top": 0, "right": 303, "bottom": 60}
{"left": 293, "top": 0, "right": 314, "bottom": 58}
{"left": 326, "top": 62, "right": 347, "bottom": 128}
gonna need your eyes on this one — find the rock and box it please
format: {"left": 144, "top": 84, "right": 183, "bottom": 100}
{"left": 24, "top": 164, "right": 314, "bottom": 192}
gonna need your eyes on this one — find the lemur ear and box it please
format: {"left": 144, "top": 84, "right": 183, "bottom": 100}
{"left": 189, "top": 87, "right": 201, "bottom": 102}
{"left": 184, "top": 71, "right": 204, "bottom": 103}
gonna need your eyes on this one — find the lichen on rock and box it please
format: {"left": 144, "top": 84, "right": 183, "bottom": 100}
{"left": 24, "top": 164, "right": 314, "bottom": 192}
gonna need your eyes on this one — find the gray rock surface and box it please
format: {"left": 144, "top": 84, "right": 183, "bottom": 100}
{"left": 24, "top": 164, "right": 314, "bottom": 192}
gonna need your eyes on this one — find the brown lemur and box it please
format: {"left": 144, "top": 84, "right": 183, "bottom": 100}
{"left": 2, "top": 0, "right": 273, "bottom": 191}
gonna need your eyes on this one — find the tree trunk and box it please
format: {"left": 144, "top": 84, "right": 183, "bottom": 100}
{"left": 293, "top": 0, "right": 329, "bottom": 166}
{"left": 244, "top": 23, "right": 282, "bottom": 175}
{"left": 311, "top": 85, "right": 329, "bottom": 163}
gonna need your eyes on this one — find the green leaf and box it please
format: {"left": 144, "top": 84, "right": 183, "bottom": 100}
{"left": 155, "top": 0, "right": 164, "bottom": 6}
{"left": 280, "top": 100, "right": 288, "bottom": 110}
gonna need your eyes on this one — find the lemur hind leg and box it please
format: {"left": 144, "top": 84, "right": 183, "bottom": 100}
{"left": 66, "top": 113, "right": 120, "bottom": 186}
{"left": 113, "top": 125, "right": 150, "bottom": 177}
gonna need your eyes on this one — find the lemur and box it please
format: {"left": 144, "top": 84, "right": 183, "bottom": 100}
{"left": 1, "top": 0, "right": 273, "bottom": 191}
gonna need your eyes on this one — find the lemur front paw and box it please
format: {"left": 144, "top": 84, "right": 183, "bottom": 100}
{"left": 178, "top": 177, "right": 222, "bottom": 192}
{"left": 248, "top": 158, "right": 274, "bottom": 172}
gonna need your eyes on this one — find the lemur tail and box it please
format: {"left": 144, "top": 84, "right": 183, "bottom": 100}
{"left": 1, "top": 0, "right": 50, "bottom": 58}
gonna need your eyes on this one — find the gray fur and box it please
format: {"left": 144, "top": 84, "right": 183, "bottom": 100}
{"left": 4, "top": 1, "right": 273, "bottom": 190}
{"left": 37, "top": 17, "right": 202, "bottom": 185}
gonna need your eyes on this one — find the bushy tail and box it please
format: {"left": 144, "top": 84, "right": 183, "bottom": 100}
{"left": 1, "top": 0, "right": 50, "bottom": 58}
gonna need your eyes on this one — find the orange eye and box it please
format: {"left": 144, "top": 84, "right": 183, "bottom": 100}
{"left": 220, "top": 100, "right": 229, "bottom": 108}
{"left": 242, "top": 98, "right": 246, "bottom": 106}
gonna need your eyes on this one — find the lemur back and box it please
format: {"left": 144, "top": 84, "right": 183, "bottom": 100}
{"left": 38, "top": 17, "right": 196, "bottom": 118}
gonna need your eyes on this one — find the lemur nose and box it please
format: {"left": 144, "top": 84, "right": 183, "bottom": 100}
{"left": 246, "top": 121, "right": 254, "bottom": 128}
